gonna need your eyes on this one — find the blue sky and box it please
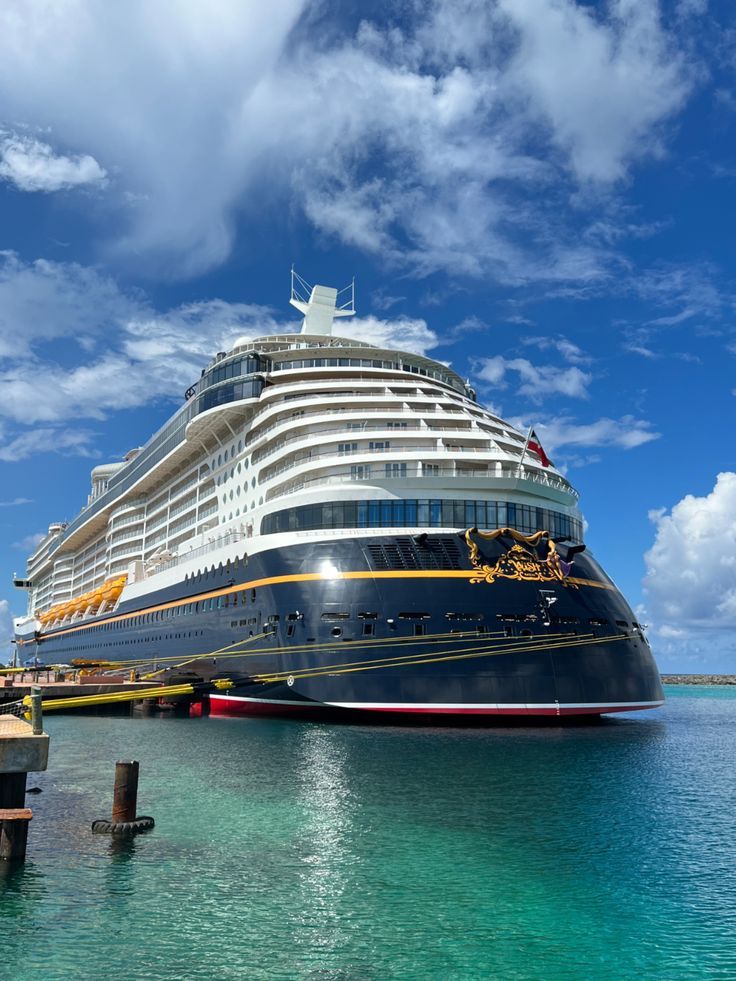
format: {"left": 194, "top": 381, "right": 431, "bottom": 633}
{"left": 0, "top": 0, "right": 734, "bottom": 672}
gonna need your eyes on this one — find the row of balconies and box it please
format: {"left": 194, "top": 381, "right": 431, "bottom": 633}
{"left": 266, "top": 460, "right": 576, "bottom": 505}
{"left": 245, "top": 399, "right": 511, "bottom": 465}
{"left": 260, "top": 441, "right": 500, "bottom": 485}
{"left": 250, "top": 418, "right": 485, "bottom": 468}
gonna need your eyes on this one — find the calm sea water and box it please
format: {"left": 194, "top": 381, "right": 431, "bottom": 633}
{"left": 1, "top": 687, "right": 735, "bottom": 980}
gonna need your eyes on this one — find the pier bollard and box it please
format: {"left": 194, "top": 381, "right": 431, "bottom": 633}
{"left": 30, "top": 686, "right": 43, "bottom": 736}
{"left": 91, "top": 760, "right": 154, "bottom": 836}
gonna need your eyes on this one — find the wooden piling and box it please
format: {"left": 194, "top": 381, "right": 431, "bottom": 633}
{"left": 0, "top": 809, "right": 32, "bottom": 861}
{"left": 112, "top": 761, "right": 139, "bottom": 823}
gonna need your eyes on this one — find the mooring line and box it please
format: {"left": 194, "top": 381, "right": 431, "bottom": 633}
{"left": 254, "top": 632, "right": 628, "bottom": 683}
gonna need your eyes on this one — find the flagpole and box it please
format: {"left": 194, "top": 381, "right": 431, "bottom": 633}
{"left": 516, "top": 425, "right": 533, "bottom": 477}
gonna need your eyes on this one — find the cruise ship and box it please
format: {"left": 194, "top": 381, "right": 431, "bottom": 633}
{"left": 13, "top": 274, "right": 663, "bottom": 719}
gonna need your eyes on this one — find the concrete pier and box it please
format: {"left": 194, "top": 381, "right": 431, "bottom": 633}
{"left": 0, "top": 713, "right": 49, "bottom": 861}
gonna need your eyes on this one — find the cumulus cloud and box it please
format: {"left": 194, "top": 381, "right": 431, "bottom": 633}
{"left": 475, "top": 355, "right": 592, "bottom": 399}
{"left": 499, "top": 0, "right": 689, "bottom": 182}
{"left": 0, "top": 251, "right": 138, "bottom": 357}
{"left": 532, "top": 414, "right": 660, "bottom": 451}
{"left": 0, "top": 130, "right": 106, "bottom": 192}
{"left": 643, "top": 472, "right": 736, "bottom": 631}
{"left": 337, "top": 316, "right": 439, "bottom": 356}
{"left": 0, "top": 426, "right": 99, "bottom": 462}
{"left": 0, "top": 1, "right": 694, "bottom": 277}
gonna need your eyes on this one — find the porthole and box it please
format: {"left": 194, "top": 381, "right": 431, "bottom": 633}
{"left": 238, "top": 440, "right": 243, "bottom": 453}
{"left": 331, "top": 627, "right": 342, "bottom": 637}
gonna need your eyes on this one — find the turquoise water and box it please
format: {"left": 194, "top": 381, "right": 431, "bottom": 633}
{"left": 1, "top": 687, "right": 735, "bottom": 980}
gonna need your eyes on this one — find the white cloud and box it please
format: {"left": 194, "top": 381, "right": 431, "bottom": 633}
{"left": 498, "top": 0, "right": 690, "bottom": 182}
{"left": 0, "top": 598, "right": 15, "bottom": 659}
{"left": 0, "top": 1, "right": 694, "bottom": 278}
{"left": 11, "top": 532, "right": 45, "bottom": 552}
{"left": 0, "top": 497, "right": 32, "bottom": 507}
{"left": 338, "top": 316, "right": 439, "bottom": 356}
{"left": 0, "top": 251, "right": 138, "bottom": 357}
{"left": 522, "top": 335, "right": 590, "bottom": 364}
{"left": 0, "top": 130, "right": 106, "bottom": 192}
{"left": 532, "top": 414, "right": 660, "bottom": 451}
{"left": 643, "top": 472, "right": 736, "bottom": 631}
{"left": 475, "top": 355, "right": 592, "bottom": 399}
{"left": 0, "top": 427, "right": 99, "bottom": 462}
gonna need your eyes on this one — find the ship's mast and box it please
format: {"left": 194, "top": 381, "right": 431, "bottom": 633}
{"left": 289, "top": 267, "right": 355, "bottom": 335}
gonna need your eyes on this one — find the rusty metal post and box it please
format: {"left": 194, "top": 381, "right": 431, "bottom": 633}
{"left": 112, "top": 761, "right": 139, "bottom": 823}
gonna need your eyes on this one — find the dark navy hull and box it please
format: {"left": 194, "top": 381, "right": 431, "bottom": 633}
{"left": 19, "top": 533, "right": 664, "bottom": 719}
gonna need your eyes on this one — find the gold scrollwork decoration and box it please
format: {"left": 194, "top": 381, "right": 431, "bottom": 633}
{"left": 464, "top": 527, "right": 574, "bottom": 587}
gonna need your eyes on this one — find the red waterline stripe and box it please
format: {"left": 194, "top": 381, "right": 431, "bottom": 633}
{"left": 208, "top": 695, "right": 664, "bottom": 717}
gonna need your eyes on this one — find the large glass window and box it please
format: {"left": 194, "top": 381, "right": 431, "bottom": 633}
{"left": 261, "top": 498, "right": 583, "bottom": 541}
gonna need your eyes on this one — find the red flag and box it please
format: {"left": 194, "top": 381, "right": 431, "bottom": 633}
{"left": 527, "top": 429, "right": 552, "bottom": 467}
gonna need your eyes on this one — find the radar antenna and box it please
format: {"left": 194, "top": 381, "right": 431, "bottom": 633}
{"left": 290, "top": 267, "right": 355, "bottom": 335}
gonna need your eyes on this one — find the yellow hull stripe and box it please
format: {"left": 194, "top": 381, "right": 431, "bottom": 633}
{"left": 31, "top": 568, "right": 613, "bottom": 643}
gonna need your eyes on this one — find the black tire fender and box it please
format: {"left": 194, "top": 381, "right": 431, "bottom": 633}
{"left": 91, "top": 816, "right": 155, "bottom": 834}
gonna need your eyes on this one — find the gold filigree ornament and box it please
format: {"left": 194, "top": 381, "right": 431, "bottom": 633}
{"left": 464, "top": 527, "right": 575, "bottom": 587}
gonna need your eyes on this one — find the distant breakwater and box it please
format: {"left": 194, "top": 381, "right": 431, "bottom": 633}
{"left": 662, "top": 674, "right": 736, "bottom": 686}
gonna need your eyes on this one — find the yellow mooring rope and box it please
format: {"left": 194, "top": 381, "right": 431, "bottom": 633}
{"left": 21, "top": 678, "right": 234, "bottom": 714}
{"left": 254, "top": 632, "right": 633, "bottom": 683}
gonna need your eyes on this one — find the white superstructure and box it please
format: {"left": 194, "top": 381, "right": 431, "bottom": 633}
{"left": 17, "top": 276, "right": 581, "bottom": 633}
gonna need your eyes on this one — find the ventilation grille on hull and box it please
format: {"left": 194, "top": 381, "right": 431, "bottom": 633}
{"left": 366, "top": 537, "right": 463, "bottom": 571}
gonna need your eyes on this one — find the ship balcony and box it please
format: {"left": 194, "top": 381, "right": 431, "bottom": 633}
{"left": 198, "top": 501, "right": 218, "bottom": 520}
{"left": 110, "top": 499, "right": 146, "bottom": 519}
{"left": 146, "top": 512, "right": 169, "bottom": 532}
{"left": 107, "top": 528, "right": 145, "bottom": 546}
{"left": 107, "top": 541, "right": 144, "bottom": 562}
{"left": 167, "top": 495, "right": 198, "bottom": 521}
